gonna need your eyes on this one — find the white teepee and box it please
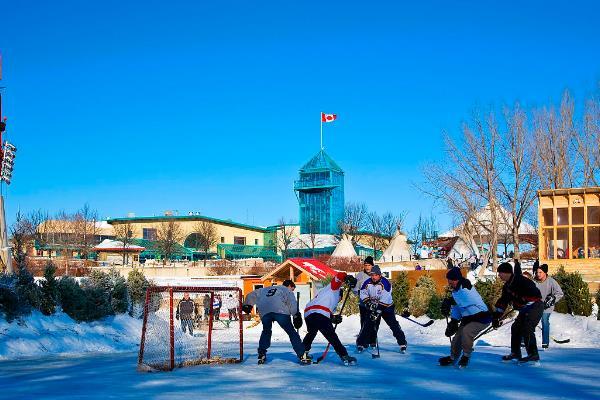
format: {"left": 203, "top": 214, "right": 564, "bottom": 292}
{"left": 379, "top": 230, "right": 412, "bottom": 262}
{"left": 331, "top": 234, "right": 357, "bottom": 258}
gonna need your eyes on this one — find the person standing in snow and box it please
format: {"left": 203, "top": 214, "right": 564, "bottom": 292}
{"left": 494, "top": 262, "right": 543, "bottom": 363}
{"left": 439, "top": 267, "right": 491, "bottom": 368}
{"left": 176, "top": 292, "right": 196, "bottom": 335}
{"left": 353, "top": 256, "right": 378, "bottom": 348}
{"left": 212, "top": 294, "right": 222, "bottom": 321}
{"left": 535, "top": 264, "right": 564, "bottom": 349}
{"left": 356, "top": 265, "right": 407, "bottom": 353}
{"left": 242, "top": 280, "right": 311, "bottom": 365}
{"left": 202, "top": 294, "right": 211, "bottom": 321}
{"left": 226, "top": 293, "right": 239, "bottom": 321}
{"left": 302, "top": 272, "right": 358, "bottom": 365}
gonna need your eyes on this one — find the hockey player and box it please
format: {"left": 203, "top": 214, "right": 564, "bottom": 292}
{"left": 175, "top": 292, "right": 196, "bottom": 335}
{"left": 242, "top": 280, "right": 311, "bottom": 365}
{"left": 353, "top": 256, "right": 377, "bottom": 348}
{"left": 535, "top": 264, "right": 564, "bottom": 349}
{"left": 494, "top": 262, "right": 543, "bottom": 363}
{"left": 356, "top": 265, "right": 407, "bottom": 353}
{"left": 439, "top": 267, "right": 491, "bottom": 368}
{"left": 302, "top": 271, "right": 358, "bottom": 365}
{"left": 213, "top": 294, "right": 222, "bottom": 321}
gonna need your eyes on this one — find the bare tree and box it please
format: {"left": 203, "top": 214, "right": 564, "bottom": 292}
{"left": 379, "top": 211, "right": 406, "bottom": 247}
{"left": 422, "top": 110, "right": 502, "bottom": 270}
{"left": 192, "top": 220, "right": 218, "bottom": 267}
{"left": 497, "top": 105, "right": 539, "bottom": 258}
{"left": 156, "top": 220, "right": 184, "bottom": 266}
{"left": 72, "top": 204, "right": 99, "bottom": 260}
{"left": 365, "top": 212, "right": 387, "bottom": 258}
{"left": 408, "top": 213, "right": 438, "bottom": 256}
{"left": 338, "top": 202, "right": 368, "bottom": 245}
{"left": 113, "top": 222, "right": 136, "bottom": 265}
{"left": 276, "top": 217, "right": 295, "bottom": 261}
{"left": 577, "top": 96, "right": 600, "bottom": 186}
{"left": 533, "top": 91, "right": 576, "bottom": 189}
{"left": 9, "top": 211, "right": 38, "bottom": 265}
{"left": 299, "top": 218, "right": 321, "bottom": 258}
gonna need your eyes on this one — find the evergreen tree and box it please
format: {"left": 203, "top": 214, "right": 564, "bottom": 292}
{"left": 15, "top": 260, "right": 40, "bottom": 315}
{"left": 127, "top": 269, "right": 150, "bottom": 317}
{"left": 409, "top": 275, "right": 437, "bottom": 317}
{"left": 392, "top": 272, "right": 410, "bottom": 313}
{"left": 39, "top": 262, "right": 58, "bottom": 316}
{"left": 0, "top": 274, "right": 19, "bottom": 322}
{"left": 552, "top": 267, "right": 593, "bottom": 316}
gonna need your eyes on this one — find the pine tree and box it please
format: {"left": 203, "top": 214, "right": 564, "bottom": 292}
{"left": 39, "top": 262, "right": 58, "bottom": 316}
{"left": 392, "top": 272, "right": 409, "bottom": 314}
{"left": 409, "top": 275, "right": 437, "bottom": 317}
{"left": 127, "top": 269, "right": 150, "bottom": 317}
{"left": 552, "top": 266, "right": 593, "bottom": 316}
{"left": 15, "top": 259, "right": 40, "bottom": 315}
{"left": 0, "top": 274, "right": 19, "bottom": 322}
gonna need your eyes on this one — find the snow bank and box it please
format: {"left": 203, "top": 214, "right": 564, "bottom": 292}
{"left": 0, "top": 311, "right": 142, "bottom": 360}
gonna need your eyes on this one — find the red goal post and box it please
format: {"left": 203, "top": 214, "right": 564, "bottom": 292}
{"left": 138, "top": 286, "right": 244, "bottom": 371}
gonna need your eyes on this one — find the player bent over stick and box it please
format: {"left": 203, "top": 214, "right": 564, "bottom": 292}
{"left": 242, "top": 280, "right": 311, "bottom": 365}
{"left": 356, "top": 265, "right": 407, "bottom": 353}
{"left": 439, "top": 267, "right": 491, "bottom": 368}
{"left": 302, "top": 271, "right": 358, "bottom": 365}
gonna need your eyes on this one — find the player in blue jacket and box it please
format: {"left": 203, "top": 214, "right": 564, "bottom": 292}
{"left": 356, "top": 265, "right": 407, "bottom": 353}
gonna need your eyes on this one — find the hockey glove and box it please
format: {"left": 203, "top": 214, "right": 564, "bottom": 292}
{"left": 491, "top": 312, "right": 502, "bottom": 329}
{"left": 175, "top": 312, "right": 180, "bottom": 320}
{"left": 293, "top": 312, "right": 303, "bottom": 329}
{"left": 242, "top": 304, "right": 253, "bottom": 314}
{"left": 370, "top": 309, "right": 382, "bottom": 322}
{"left": 344, "top": 275, "right": 358, "bottom": 289}
{"left": 544, "top": 294, "right": 556, "bottom": 309}
{"left": 445, "top": 318, "right": 459, "bottom": 337}
{"left": 331, "top": 314, "right": 343, "bottom": 325}
{"left": 367, "top": 301, "right": 378, "bottom": 312}
{"left": 440, "top": 297, "right": 455, "bottom": 317}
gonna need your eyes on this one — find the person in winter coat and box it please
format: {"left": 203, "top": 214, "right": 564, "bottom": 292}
{"left": 243, "top": 280, "right": 310, "bottom": 365}
{"left": 356, "top": 265, "right": 407, "bottom": 353}
{"left": 439, "top": 267, "right": 491, "bottom": 368}
{"left": 176, "top": 292, "right": 196, "bottom": 335}
{"left": 302, "top": 272, "right": 358, "bottom": 365}
{"left": 494, "top": 262, "right": 543, "bottom": 363}
{"left": 213, "top": 294, "right": 222, "bottom": 321}
{"left": 353, "top": 256, "right": 377, "bottom": 347}
{"left": 535, "top": 264, "right": 564, "bottom": 349}
{"left": 202, "top": 294, "right": 211, "bottom": 321}
{"left": 225, "top": 294, "right": 239, "bottom": 321}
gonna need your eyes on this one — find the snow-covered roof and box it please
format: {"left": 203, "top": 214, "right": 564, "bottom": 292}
{"left": 441, "top": 203, "right": 536, "bottom": 237}
{"left": 92, "top": 239, "right": 145, "bottom": 252}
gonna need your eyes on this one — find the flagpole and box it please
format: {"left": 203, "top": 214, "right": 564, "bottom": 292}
{"left": 320, "top": 112, "right": 323, "bottom": 150}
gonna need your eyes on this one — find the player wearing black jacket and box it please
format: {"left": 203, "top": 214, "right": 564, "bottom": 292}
{"left": 494, "top": 262, "right": 543, "bottom": 363}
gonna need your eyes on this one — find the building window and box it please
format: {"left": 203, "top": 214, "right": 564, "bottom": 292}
{"left": 253, "top": 284, "right": 263, "bottom": 290}
{"left": 556, "top": 228, "right": 568, "bottom": 259}
{"left": 234, "top": 236, "right": 246, "bottom": 245}
{"left": 556, "top": 208, "right": 569, "bottom": 226}
{"left": 588, "top": 206, "right": 600, "bottom": 225}
{"left": 143, "top": 228, "right": 157, "bottom": 241}
{"left": 542, "top": 208, "right": 553, "bottom": 227}
{"left": 254, "top": 239, "right": 259, "bottom": 245}
{"left": 572, "top": 227, "right": 584, "bottom": 259}
{"left": 572, "top": 207, "right": 584, "bottom": 225}
{"left": 589, "top": 226, "right": 600, "bottom": 258}
{"left": 221, "top": 236, "right": 225, "bottom": 243}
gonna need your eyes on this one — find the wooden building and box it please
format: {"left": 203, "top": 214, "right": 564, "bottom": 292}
{"left": 538, "top": 187, "right": 600, "bottom": 290}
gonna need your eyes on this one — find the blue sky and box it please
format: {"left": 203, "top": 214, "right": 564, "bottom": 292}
{"left": 1, "top": 1, "right": 600, "bottom": 231}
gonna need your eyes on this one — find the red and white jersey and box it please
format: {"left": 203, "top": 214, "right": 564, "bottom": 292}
{"left": 304, "top": 272, "right": 346, "bottom": 319}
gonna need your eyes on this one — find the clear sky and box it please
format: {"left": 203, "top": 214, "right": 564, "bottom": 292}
{"left": 1, "top": 1, "right": 599, "bottom": 231}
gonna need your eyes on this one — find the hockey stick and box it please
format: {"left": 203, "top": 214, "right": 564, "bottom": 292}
{"left": 535, "top": 325, "right": 570, "bottom": 344}
{"left": 296, "top": 292, "right": 301, "bottom": 333}
{"left": 314, "top": 286, "right": 352, "bottom": 364}
{"left": 473, "top": 308, "right": 515, "bottom": 341}
{"left": 372, "top": 321, "right": 380, "bottom": 359}
{"left": 401, "top": 315, "right": 434, "bottom": 327}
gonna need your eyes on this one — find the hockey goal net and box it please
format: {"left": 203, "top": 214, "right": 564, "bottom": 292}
{"left": 138, "top": 286, "right": 243, "bottom": 371}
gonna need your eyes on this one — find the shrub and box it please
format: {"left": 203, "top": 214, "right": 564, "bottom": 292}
{"left": 552, "top": 266, "right": 593, "bottom": 316}
{"left": 474, "top": 278, "right": 504, "bottom": 312}
{"left": 87, "top": 269, "right": 128, "bottom": 314}
{"left": 426, "top": 292, "right": 444, "bottom": 320}
{"left": 392, "top": 272, "right": 410, "bottom": 314}
{"left": 58, "top": 276, "right": 112, "bottom": 322}
{"left": 15, "top": 261, "right": 40, "bottom": 315}
{"left": 409, "top": 275, "right": 437, "bottom": 317}
{"left": 0, "top": 274, "right": 19, "bottom": 322}
{"left": 127, "top": 269, "right": 150, "bottom": 317}
{"left": 341, "top": 289, "right": 359, "bottom": 316}
{"left": 39, "top": 262, "right": 58, "bottom": 316}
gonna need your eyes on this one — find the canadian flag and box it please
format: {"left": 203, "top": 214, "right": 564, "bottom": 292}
{"left": 321, "top": 112, "right": 337, "bottom": 123}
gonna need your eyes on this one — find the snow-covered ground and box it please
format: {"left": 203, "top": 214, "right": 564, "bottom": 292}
{"left": 0, "top": 312, "right": 599, "bottom": 399}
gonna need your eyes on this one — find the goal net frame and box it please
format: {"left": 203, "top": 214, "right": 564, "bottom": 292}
{"left": 137, "top": 286, "right": 244, "bottom": 371}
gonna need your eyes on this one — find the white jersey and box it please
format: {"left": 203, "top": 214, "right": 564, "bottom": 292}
{"left": 243, "top": 285, "right": 298, "bottom": 318}
{"left": 304, "top": 272, "right": 346, "bottom": 319}
{"left": 359, "top": 277, "right": 394, "bottom": 308}
{"left": 223, "top": 295, "right": 238, "bottom": 309}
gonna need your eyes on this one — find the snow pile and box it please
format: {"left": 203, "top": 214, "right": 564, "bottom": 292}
{"left": 0, "top": 311, "right": 142, "bottom": 360}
